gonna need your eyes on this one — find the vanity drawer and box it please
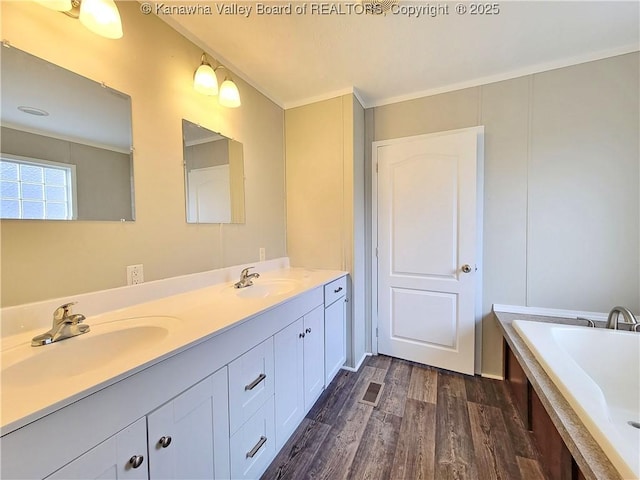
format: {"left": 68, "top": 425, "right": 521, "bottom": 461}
{"left": 230, "top": 396, "right": 275, "bottom": 480}
{"left": 324, "top": 276, "right": 347, "bottom": 306}
{"left": 228, "top": 337, "right": 274, "bottom": 434}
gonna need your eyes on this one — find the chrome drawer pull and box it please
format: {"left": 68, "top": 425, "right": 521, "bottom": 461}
{"left": 334, "top": 286, "right": 343, "bottom": 293}
{"left": 246, "top": 436, "right": 267, "bottom": 459}
{"left": 245, "top": 373, "right": 266, "bottom": 391}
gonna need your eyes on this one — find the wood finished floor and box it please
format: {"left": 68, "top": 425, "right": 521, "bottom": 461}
{"left": 262, "top": 355, "right": 547, "bottom": 480}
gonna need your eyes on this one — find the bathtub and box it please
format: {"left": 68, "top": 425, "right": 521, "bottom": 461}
{"left": 513, "top": 320, "right": 640, "bottom": 480}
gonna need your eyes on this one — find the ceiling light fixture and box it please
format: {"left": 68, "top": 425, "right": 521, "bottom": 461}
{"left": 193, "top": 54, "right": 241, "bottom": 108}
{"left": 34, "top": 0, "right": 123, "bottom": 39}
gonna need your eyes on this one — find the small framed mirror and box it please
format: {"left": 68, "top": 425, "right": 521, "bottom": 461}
{"left": 182, "top": 119, "right": 245, "bottom": 224}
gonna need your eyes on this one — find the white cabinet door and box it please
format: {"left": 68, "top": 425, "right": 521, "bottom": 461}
{"left": 325, "top": 297, "right": 346, "bottom": 385}
{"left": 46, "top": 418, "right": 148, "bottom": 480}
{"left": 147, "top": 368, "right": 230, "bottom": 480}
{"left": 274, "top": 317, "right": 305, "bottom": 450}
{"left": 303, "top": 305, "right": 325, "bottom": 411}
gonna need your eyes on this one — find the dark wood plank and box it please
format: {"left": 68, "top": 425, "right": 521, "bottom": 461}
{"left": 467, "top": 402, "right": 522, "bottom": 480}
{"left": 306, "top": 368, "right": 358, "bottom": 426}
{"left": 408, "top": 365, "right": 438, "bottom": 404}
{"left": 305, "top": 366, "right": 386, "bottom": 479}
{"left": 465, "top": 374, "right": 501, "bottom": 407}
{"left": 377, "top": 358, "right": 412, "bottom": 416}
{"left": 347, "top": 409, "right": 402, "bottom": 480}
{"left": 505, "top": 343, "right": 530, "bottom": 428}
{"left": 261, "top": 418, "right": 331, "bottom": 480}
{"left": 530, "top": 388, "right": 573, "bottom": 480}
{"left": 516, "top": 456, "right": 547, "bottom": 480}
{"left": 493, "top": 380, "right": 540, "bottom": 459}
{"left": 365, "top": 354, "right": 392, "bottom": 372}
{"left": 389, "top": 398, "right": 436, "bottom": 480}
{"left": 435, "top": 371, "right": 479, "bottom": 480}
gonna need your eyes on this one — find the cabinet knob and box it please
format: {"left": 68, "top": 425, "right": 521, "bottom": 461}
{"left": 158, "top": 436, "right": 172, "bottom": 448}
{"left": 305, "top": 328, "right": 312, "bottom": 334}
{"left": 299, "top": 332, "right": 305, "bottom": 338}
{"left": 129, "top": 455, "right": 144, "bottom": 469}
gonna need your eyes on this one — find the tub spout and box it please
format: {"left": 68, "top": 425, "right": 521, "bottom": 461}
{"left": 605, "top": 306, "right": 638, "bottom": 330}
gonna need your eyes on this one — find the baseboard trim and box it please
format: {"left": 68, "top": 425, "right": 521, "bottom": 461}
{"left": 481, "top": 372, "right": 504, "bottom": 380}
{"left": 341, "top": 353, "right": 371, "bottom": 373}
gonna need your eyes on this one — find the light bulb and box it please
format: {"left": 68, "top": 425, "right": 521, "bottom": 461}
{"left": 79, "top": 0, "right": 123, "bottom": 39}
{"left": 219, "top": 79, "right": 241, "bottom": 108}
{"left": 193, "top": 61, "right": 219, "bottom": 96}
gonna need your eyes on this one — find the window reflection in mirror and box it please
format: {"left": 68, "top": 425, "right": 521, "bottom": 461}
{"left": 0, "top": 45, "right": 134, "bottom": 221}
{"left": 182, "top": 119, "right": 245, "bottom": 224}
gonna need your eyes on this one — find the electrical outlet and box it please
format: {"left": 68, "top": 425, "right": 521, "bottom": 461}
{"left": 126, "top": 264, "right": 144, "bottom": 285}
{"left": 259, "top": 247, "right": 266, "bottom": 262}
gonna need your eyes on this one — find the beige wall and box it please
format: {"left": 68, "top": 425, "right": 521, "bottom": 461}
{"left": 1, "top": 2, "right": 286, "bottom": 306}
{"left": 1, "top": 126, "right": 133, "bottom": 221}
{"left": 285, "top": 93, "right": 367, "bottom": 367}
{"left": 368, "top": 52, "right": 640, "bottom": 377}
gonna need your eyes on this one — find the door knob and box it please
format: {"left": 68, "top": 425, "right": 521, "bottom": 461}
{"left": 461, "top": 264, "right": 472, "bottom": 273}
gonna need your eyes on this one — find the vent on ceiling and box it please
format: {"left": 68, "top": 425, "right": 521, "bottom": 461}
{"left": 360, "top": 0, "right": 399, "bottom": 15}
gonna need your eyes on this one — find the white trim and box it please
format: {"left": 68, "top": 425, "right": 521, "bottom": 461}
{"left": 283, "top": 87, "right": 365, "bottom": 110}
{"left": 492, "top": 304, "right": 609, "bottom": 322}
{"left": 481, "top": 373, "right": 504, "bottom": 381}
{"left": 365, "top": 45, "right": 639, "bottom": 108}
{"left": 340, "top": 352, "right": 370, "bottom": 372}
{"left": 371, "top": 127, "right": 485, "bottom": 370}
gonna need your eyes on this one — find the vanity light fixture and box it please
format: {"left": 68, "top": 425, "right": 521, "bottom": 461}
{"left": 193, "top": 53, "right": 219, "bottom": 96}
{"left": 193, "top": 54, "right": 241, "bottom": 108}
{"left": 34, "top": 0, "right": 123, "bottom": 39}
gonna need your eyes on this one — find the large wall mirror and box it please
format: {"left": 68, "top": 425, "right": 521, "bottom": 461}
{"left": 0, "top": 45, "right": 134, "bottom": 221}
{"left": 182, "top": 119, "right": 245, "bottom": 224}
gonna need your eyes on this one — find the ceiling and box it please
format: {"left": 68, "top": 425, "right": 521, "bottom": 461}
{"left": 162, "top": 1, "right": 639, "bottom": 109}
{"left": 1, "top": 45, "right": 132, "bottom": 152}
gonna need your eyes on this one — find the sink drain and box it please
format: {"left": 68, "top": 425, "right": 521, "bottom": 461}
{"left": 627, "top": 421, "right": 640, "bottom": 429}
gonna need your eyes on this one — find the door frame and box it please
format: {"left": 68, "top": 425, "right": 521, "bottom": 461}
{"left": 371, "top": 126, "right": 485, "bottom": 374}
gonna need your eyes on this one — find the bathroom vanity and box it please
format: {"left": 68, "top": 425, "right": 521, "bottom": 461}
{"left": 0, "top": 266, "right": 347, "bottom": 479}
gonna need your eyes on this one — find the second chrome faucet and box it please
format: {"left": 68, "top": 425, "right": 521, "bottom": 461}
{"left": 234, "top": 267, "right": 260, "bottom": 289}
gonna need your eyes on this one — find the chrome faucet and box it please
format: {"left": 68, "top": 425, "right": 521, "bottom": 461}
{"left": 31, "top": 302, "right": 90, "bottom": 346}
{"left": 234, "top": 267, "right": 260, "bottom": 289}
{"left": 605, "top": 306, "right": 638, "bottom": 330}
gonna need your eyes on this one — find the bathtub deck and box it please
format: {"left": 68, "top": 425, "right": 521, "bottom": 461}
{"left": 262, "top": 355, "right": 546, "bottom": 480}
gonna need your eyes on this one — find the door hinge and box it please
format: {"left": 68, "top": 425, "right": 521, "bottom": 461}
{"left": 376, "top": 327, "right": 378, "bottom": 337}
{"left": 375, "top": 163, "right": 378, "bottom": 173}
{"left": 375, "top": 247, "right": 378, "bottom": 258}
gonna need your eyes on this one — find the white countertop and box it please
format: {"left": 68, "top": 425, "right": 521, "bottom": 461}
{"left": 1, "top": 267, "right": 346, "bottom": 435}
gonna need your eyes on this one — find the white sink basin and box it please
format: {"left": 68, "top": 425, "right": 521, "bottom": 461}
{"left": 2, "top": 316, "right": 179, "bottom": 388}
{"left": 233, "top": 279, "right": 299, "bottom": 299}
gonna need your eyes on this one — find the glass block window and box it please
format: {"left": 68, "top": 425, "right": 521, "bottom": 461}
{"left": 1, "top": 155, "right": 75, "bottom": 220}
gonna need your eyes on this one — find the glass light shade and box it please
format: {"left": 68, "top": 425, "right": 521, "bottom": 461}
{"left": 79, "top": 0, "right": 123, "bottom": 39}
{"left": 35, "top": 0, "right": 73, "bottom": 11}
{"left": 193, "top": 63, "right": 219, "bottom": 96}
{"left": 219, "top": 79, "right": 241, "bottom": 108}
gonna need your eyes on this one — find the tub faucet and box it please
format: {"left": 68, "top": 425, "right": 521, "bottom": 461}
{"left": 31, "top": 302, "right": 90, "bottom": 347}
{"left": 605, "top": 306, "right": 638, "bottom": 330}
{"left": 234, "top": 267, "right": 260, "bottom": 289}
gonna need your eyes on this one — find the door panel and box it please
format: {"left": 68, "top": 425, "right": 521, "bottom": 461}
{"left": 376, "top": 129, "right": 480, "bottom": 375}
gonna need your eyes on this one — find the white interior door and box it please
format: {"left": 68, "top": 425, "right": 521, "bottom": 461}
{"left": 187, "top": 165, "right": 231, "bottom": 223}
{"left": 375, "top": 128, "right": 481, "bottom": 375}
